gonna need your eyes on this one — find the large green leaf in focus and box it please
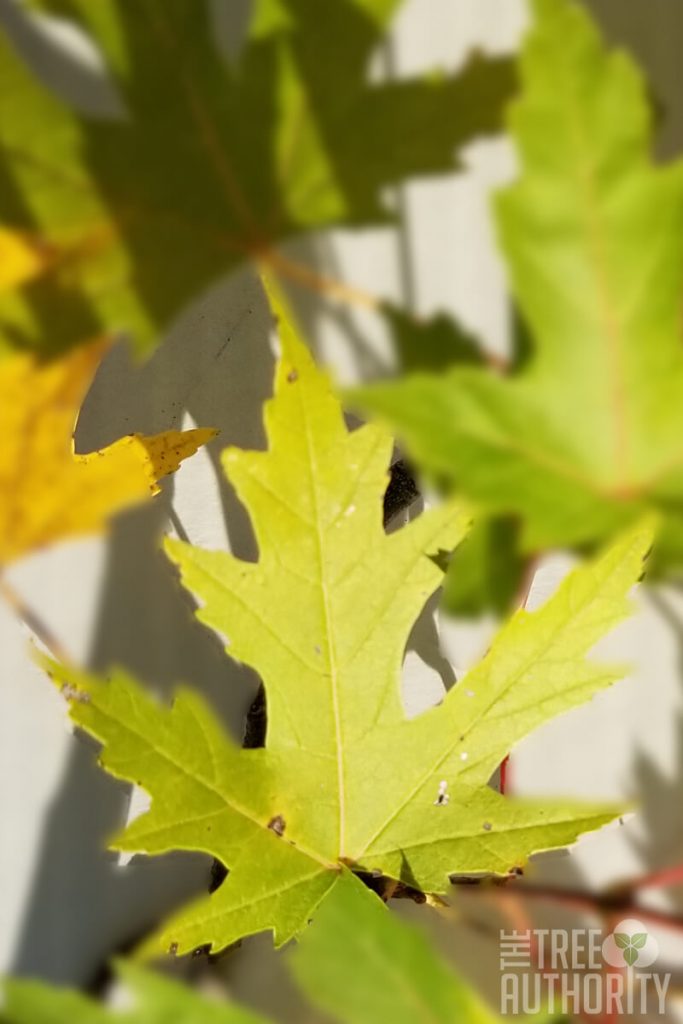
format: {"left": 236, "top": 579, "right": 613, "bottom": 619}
{"left": 0, "top": 0, "right": 516, "bottom": 355}
{"left": 44, "top": 286, "right": 650, "bottom": 957}
{"left": 351, "top": 0, "right": 683, "bottom": 576}
{"left": 0, "top": 961, "right": 266, "bottom": 1024}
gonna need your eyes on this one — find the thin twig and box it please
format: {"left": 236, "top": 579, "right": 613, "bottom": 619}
{"left": 619, "top": 862, "right": 683, "bottom": 894}
{"left": 0, "top": 574, "right": 73, "bottom": 664}
{"left": 256, "top": 248, "right": 514, "bottom": 374}
{"left": 451, "top": 874, "right": 683, "bottom": 939}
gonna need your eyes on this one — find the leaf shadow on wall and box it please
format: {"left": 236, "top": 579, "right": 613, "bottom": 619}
{"left": 10, "top": 268, "right": 276, "bottom": 987}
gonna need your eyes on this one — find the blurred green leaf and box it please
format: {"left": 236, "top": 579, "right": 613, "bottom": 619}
{"left": 381, "top": 303, "right": 511, "bottom": 617}
{"left": 442, "top": 516, "right": 525, "bottom": 617}
{"left": 292, "top": 869, "right": 499, "bottom": 1024}
{"left": 0, "top": 961, "right": 267, "bottom": 1023}
{"left": 380, "top": 303, "right": 530, "bottom": 618}
{"left": 351, "top": 0, "right": 683, "bottom": 577}
{"left": 0, "top": 0, "right": 516, "bottom": 355}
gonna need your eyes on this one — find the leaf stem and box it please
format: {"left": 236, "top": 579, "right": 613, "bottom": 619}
{"left": 624, "top": 862, "right": 683, "bottom": 893}
{"left": 257, "top": 247, "right": 382, "bottom": 310}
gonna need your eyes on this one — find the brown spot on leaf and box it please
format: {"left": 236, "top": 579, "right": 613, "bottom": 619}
{"left": 268, "top": 814, "right": 286, "bottom": 836}
{"left": 61, "top": 683, "right": 91, "bottom": 705}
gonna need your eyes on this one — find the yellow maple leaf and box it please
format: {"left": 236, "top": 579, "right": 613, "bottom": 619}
{"left": 0, "top": 340, "right": 216, "bottom": 564}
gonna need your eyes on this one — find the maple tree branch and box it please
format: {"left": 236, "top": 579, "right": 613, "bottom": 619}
{"left": 0, "top": 574, "right": 73, "bottom": 665}
{"left": 424, "top": 868, "right": 683, "bottom": 1016}
{"left": 629, "top": 862, "right": 683, "bottom": 892}
{"left": 450, "top": 872, "right": 683, "bottom": 940}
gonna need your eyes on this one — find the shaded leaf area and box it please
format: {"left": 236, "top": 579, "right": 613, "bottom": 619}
{"left": 441, "top": 516, "right": 525, "bottom": 617}
{"left": 44, "top": 287, "right": 649, "bottom": 957}
{"left": 382, "top": 304, "right": 484, "bottom": 375}
{"left": 0, "top": 339, "right": 214, "bottom": 565}
{"left": 352, "top": 0, "right": 683, "bottom": 586}
{"left": 0, "top": 0, "right": 516, "bottom": 356}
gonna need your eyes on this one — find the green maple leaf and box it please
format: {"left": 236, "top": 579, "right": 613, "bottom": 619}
{"left": 0, "top": 0, "right": 515, "bottom": 356}
{"left": 350, "top": 0, "right": 683, "bottom": 578}
{"left": 44, "top": 284, "right": 650, "bottom": 957}
{"left": 0, "top": 961, "right": 266, "bottom": 1023}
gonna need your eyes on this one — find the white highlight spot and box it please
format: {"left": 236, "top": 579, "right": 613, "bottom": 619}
{"left": 434, "top": 779, "right": 450, "bottom": 806}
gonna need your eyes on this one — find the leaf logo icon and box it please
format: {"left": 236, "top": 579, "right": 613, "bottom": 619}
{"left": 603, "top": 922, "right": 658, "bottom": 969}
